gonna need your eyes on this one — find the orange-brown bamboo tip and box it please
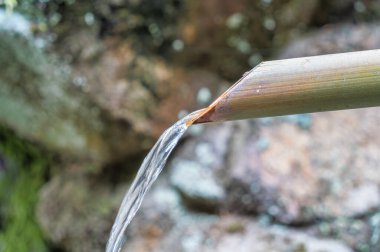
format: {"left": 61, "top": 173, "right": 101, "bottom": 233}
{"left": 185, "top": 108, "right": 209, "bottom": 126}
{"left": 193, "top": 49, "right": 380, "bottom": 124}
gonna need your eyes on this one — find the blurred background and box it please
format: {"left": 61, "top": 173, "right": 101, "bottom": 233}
{"left": 0, "top": 0, "right": 380, "bottom": 251}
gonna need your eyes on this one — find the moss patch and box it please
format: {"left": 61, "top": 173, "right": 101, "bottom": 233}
{"left": 0, "top": 125, "right": 48, "bottom": 252}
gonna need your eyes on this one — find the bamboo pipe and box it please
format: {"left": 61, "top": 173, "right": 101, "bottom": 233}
{"left": 193, "top": 50, "right": 380, "bottom": 124}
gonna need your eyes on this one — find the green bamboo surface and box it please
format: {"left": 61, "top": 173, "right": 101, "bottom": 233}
{"left": 194, "top": 50, "right": 380, "bottom": 124}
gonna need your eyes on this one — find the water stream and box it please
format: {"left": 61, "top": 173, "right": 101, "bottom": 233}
{"left": 106, "top": 110, "right": 203, "bottom": 252}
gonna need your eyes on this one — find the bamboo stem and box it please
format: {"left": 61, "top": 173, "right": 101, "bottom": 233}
{"left": 194, "top": 50, "right": 380, "bottom": 124}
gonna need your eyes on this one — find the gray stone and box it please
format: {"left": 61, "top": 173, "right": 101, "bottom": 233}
{"left": 343, "top": 184, "right": 380, "bottom": 216}
{"left": 170, "top": 158, "right": 225, "bottom": 210}
{"left": 168, "top": 123, "right": 233, "bottom": 211}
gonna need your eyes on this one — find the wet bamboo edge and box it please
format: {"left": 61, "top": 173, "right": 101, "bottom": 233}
{"left": 193, "top": 49, "right": 380, "bottom": 124}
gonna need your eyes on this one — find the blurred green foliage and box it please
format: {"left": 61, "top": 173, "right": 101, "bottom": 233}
{"left": 0, "top": 126, "right": 48, "bottom": 252}
{"left": 1, "top": 0, "right": 78, "bottom": 30}
{"left": 3, "top": 0, "right": 17, "bottom": 11}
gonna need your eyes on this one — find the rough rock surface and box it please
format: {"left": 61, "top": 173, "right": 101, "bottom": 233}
{"left": 124, "top": 199, "right": 354, "bottom": 252}
{"left": 37, "top": 170, "right": 125, "bottom": 252}
{"left": 168, "top": 111, "right": 380, "bottom": 223}
{"left": 169, "top": 124, "right": 232, "bottom": 211}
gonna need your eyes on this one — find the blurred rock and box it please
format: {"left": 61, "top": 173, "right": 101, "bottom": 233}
{"left": 38, "top": 169, "right": 186, "bottom": 252}
{"left": 0, "top": 30, "right": 225, "bottom": 166}
{"left": 37, "top": 170, "right": 124, "bottom": 252}
{"left": 176, "top": 0, "right": 319, "bottom": 80}
{"left": 207, "top": 217, "right": 353, "bottom": 252}
{"left": 205, "top": 89, "right": 380, "bottom": 225}
{"left": 343, "top": 184, "right": 380, "bottom": 216}
{"left": 170, "top": 159, "right": 225, "bottom": 211}
{"left": 34, "top": 161, "right": 377, "bottom": 252}
{"left": 172, "top": 111, "right": 380, "bottom": 223}
{"left": 307, "top": 215, "right": 377, "bottom": 251}
{"left": 0, "top": 32, "right": 116, "bottom": 164}
{"left": 124, "top": 214, "right": 353, "bottom": 252}
{"left": 169, "top": 119, "right": 317, "bottom": 222}
{"left": 278, "top": 23, "right": 380, "bottom": 59}
{"left": 254, "top": 109, "right": 380, "bottom": 222}
{"left": 121, "top": 179, "right": 188, "bottom": 252}
{"left": 67, "top": 32, "right": 225, "bottom": 139}
{"left": 169, "top": 124, "right": 232, "bottom": 211}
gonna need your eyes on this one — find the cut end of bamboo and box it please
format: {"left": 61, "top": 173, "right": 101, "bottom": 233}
{"left": 191, "top": 49, "right": 380, "bottom": 124}
{"left": 185, "top": 108, "right": 213, "bottom": 126}
{"left": 192, "top": 108, "right": 214, "bottom": 124}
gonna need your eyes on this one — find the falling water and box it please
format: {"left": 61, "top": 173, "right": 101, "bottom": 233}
{"left": 106, "top": 110, "right": 203, "bottom": 252}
